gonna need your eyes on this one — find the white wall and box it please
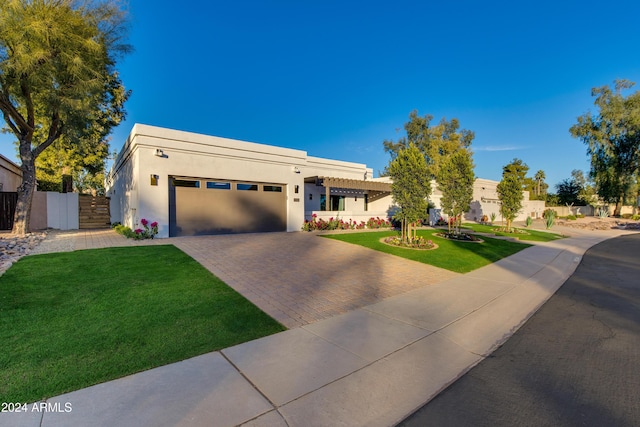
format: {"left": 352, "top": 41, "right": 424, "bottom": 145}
{"left": 46, "top": 192, "right": 79, "bottom": 230}
{"left": 107, "top": 124, "right": 318, "bottom": 237}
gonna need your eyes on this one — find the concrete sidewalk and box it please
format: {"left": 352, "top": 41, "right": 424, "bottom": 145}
{"left": 2, "top": 227, "right": 635, "bottom": 427}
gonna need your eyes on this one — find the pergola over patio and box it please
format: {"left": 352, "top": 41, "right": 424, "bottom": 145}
{"left": 305, "top": 176, "right": 392, "bottom": 204}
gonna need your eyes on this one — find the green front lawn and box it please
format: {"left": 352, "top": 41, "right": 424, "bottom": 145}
{"left": 459, "top": 223, "right": 565, "bottom": 242}
{"left": 322, "top": 229, "right": 532, "bottom": 273}
{"left": 0, "top": 245, "right": 285, "bottom": 403}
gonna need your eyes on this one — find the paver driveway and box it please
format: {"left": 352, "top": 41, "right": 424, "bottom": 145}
{"left": 33, "top": 229, "right": 460, "bottom": 328}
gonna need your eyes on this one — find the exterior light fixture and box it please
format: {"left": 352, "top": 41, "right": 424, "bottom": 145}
{"left": 293, "top": 166, "right": 301, "bottom": 174}
{"left": 155, "top": 149, "right": 164, "bottom": 157}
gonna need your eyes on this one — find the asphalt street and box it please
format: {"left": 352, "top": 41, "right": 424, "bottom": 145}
{"left": 399, "top": 233, "right": 640, "bottom": 427}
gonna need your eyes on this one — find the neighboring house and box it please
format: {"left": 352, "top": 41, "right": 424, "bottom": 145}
{"left": 427, "top": 178, "right": 545, "bottom": 224}
{"left": 1, "top": 154, "right": 21, "bottom": 230}
{"left": 106, "top": 124, "right": 394, "bottom": 238}
{"left": 462, "top": 177, "right": 545, "bottom": 222}
{"left": 0, "top": 153, "right": 21, "bottom": 192}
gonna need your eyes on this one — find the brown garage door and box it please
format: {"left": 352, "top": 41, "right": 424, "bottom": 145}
{"left": 169, "top": 177, "right": 287, "bottom": 236}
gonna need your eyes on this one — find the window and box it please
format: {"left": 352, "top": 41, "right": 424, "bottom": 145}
{"left": 237, "top": 183, "right": 258, "bottom": 191}
{"left": 173, "top": 179, "right": 200, "bottom": 188}
{"left": 263, "top": 185, "right": 282, "bottom": 192}
{"left": 206, "top": 181, "right": 231, "bottom": 190}
{"left": 320, "top": 195, "right": 345, "bottom": 211}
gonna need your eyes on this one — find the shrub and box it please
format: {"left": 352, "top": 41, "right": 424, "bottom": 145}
{"left": 438, "top": 232, "right": 482, "bottom": 242}
{"left": 566, "top": 215, "right": 577, "bottom": 221}
{"left": 113, "top": 219, "right": 158, "bottom": 240}
{"left": 632, "top": 214, "right": 640, "bottom": 221}
{"left": 383, "top": 235, "right": 435, "bottom": 249}
{"left": 490, "top": 212, "right": 497, "bottom": 224}
{"left": 435, "top": 216, "right": 448, "bottom": 226}
{"left": 366, "top": 217, "right": 392, "bottom": 229}
{"left": 524, "top": 216, "right": 533, "bottom": 227}
{"left": 542, "top": 209, "right": 556, "bottom": 229}
{"left": 302, "top": 215, "right": 385, "bottom": 231}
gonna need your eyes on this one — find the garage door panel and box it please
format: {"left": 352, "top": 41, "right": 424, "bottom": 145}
{"left": 170, "top": 178, "right": 287, "bottom": 236}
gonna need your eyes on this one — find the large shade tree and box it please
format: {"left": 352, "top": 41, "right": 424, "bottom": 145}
{"left": 436, "top": 149, "right": 475, "bottom": 234}
{"left": 383, "top": 110, "right": 475, "bottom": 181}
{"left": 0, "top": 0, "right": 130, "bottom": 234}
{"left": 570, "top": 79, "right": 640, "bottom": 216}
{"left": 387, "top": 143, "right": 430, "bottom": 244}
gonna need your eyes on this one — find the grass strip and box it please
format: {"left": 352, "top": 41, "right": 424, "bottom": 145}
{"left": 322, "top": 229, "right": 532, "bottom": 273}
{"left": 0, "top": 245, "right": 285, "bottom": 403}
{"left": 459, "top": 223, "right": 565, "bottom": 242}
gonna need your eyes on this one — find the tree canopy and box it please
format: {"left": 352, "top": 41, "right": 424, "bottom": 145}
{"left": 383, "top": 110, "right": 475, "bottom": 181}
{"left": 387, "top": 143, "right": 430, "bottom": 243}
{"left": 0, "top": 0, "right": 130, "bottom": 233}
{"left": 570, "top": 79, "right": 640, "bottom": 216}
{"left": 502, "top": 158, "right": 529, "bottom": 186}
{"left": 436, "top": 149, "right": 475, "bottom": 234}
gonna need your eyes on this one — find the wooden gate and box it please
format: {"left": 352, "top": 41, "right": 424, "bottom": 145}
{"left": 79, "top": 195, "right": 111, "bottom": 229}
{"left": 1, "top": 192, "right": 18, "bottom": 230}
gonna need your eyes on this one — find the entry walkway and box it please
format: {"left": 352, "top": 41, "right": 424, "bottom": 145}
{"left": 3, "top": 226, "right": 637, "bottom": 426}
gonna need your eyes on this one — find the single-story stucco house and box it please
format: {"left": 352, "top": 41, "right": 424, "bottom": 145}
{"left": 106, "top": 124, "right": 545, "bottom": 238}
{"left": 106, "top": 124, "right": 394, "bottom": 238}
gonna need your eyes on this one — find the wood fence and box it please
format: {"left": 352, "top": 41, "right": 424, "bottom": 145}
{"left": 79, "top": 195, "right": 111, "bottom": 229}
{"left": 1, "top": 192, "right": 17, "bottom": 230}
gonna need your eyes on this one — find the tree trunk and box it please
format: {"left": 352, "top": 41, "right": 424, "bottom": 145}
{"left": 12, "top": 151, "right": 37, "bottom": 235}
{"left": 613, "top": 195, "right": 623, "bottom": 217}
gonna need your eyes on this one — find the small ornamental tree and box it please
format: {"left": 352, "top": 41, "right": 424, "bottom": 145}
{"left": 387, "top": 143, "right": 430, "bottom": 244}
{"left": 437, "top": 150, "right": 475, "bottom": 234}
{"left": 497, "top": 174, "right": 523, "bottom": 232}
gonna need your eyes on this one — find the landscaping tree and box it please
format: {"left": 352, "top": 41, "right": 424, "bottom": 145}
{"left": 502, "top": 158, "right": 529, "bottom": 186}
{"left": 383, "top": 110, "right": 475, "bottom": 181}
{"left": 35, "top": 135, "right": 110, "bottom": 193}
{"left": 497, "top": 173, "right": 523, "bottom": 232}
{"left": 0, "top": 0, "right": 130, "bottom": 234}
{"left": 436, "top": 149, "right": 475, "bottom": 234}
{"left": 555, "top": 177, "right": 582, "bottom": 206}
{"left": 387, "top": 143, "right": 430, "bottom": 244}
{"left": 570, "top": 79, "right": 640, "bottom": 216}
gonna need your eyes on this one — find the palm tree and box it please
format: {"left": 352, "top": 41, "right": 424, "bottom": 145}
{"left": 534, "top": 170, "right": 546, "bottom": 198}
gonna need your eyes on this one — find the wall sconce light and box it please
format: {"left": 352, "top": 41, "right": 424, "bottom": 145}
{"left": 150, "top": 174, "right": 159, "bottom": 186}
{"left": 155, "top": 149, "right": 164, "bottom": 157}
{"left": 293, "top": 166, "right": 300, "bottom": 174}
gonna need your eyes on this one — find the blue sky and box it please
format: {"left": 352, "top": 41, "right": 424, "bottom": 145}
{"left": 2, "top": 0, "right": 640, "bottom": 188}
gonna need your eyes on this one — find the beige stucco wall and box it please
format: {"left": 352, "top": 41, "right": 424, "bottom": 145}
{"left": 431, "top": 178, "right": 547, "bottom": 223}
{"left": 29, "top": 191, "right": 48, "bottom": 230}
{"left": 0, "top": 154, "right": 21, "bottom": 192}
